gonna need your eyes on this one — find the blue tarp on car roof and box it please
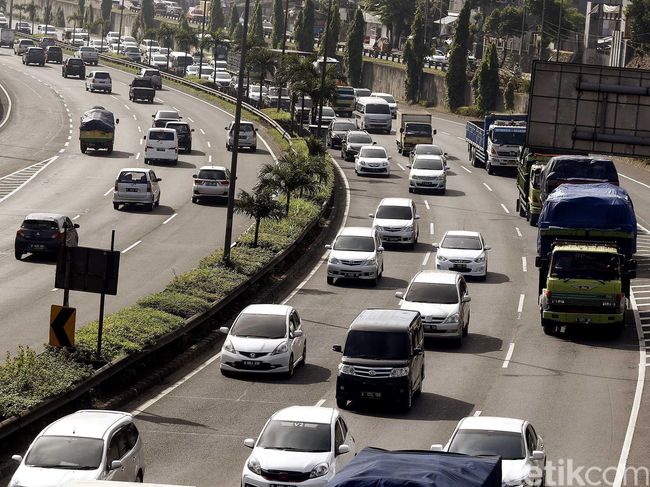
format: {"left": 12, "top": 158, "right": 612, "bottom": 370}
{"left": 327, "top": 448, "right": 501, "bottom": 487}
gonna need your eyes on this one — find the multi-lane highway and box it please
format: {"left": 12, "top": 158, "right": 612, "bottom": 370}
{"left": 3, "top": 44, "right": 650, "bottom": 486}
{"left": 0, "top": 48, "right": 274, "bottom": 357}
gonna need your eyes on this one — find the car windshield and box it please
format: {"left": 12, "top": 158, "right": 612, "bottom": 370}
{"left": 153, "top": 56, "right": 167, "bottom": 62}
{"left": 375, "top": 94, "right": 395, "bottom": 104}
{"left": 332, "top": 122, "right": 356, "bottom": 132}
{"left": 143, "top": 70, "right": 159, "bottom": 76}
{"left": 441, "top": 235, "right": 482, "bottom": 250}
{"left": 405, "top": 282, "right": 458, "bottom": 304}
{"left": 215, "top": 72, "right": 231, "bottom": 80}
{"left": 322, "top": 107, "right": 335, "bottom": 117}
{"left": 23, "top": 220, "right": 58, "bottom": 231}
{"left": 69, "top": 59, "right": 84, "bottom": 65}
{"left": 548, "top": 159, "right": 618, "bottom": 182}
{"left": 148, "top": 130, "right": 175, "bottom": 141}
{"left": 258, "top": 420, "right": 331, "bottom": 452}
{"left": 230, "top": 313, "right": 286, "bottom": 339}
{"left": 167, "top": 123, "right": 189, "bottom": 133}
{"left": 359, "top": 147, "right": 386, "bottom": 158}
{"left": 158, "top": 111, "right": 179, "bottom": 119}
{"left": 550, "top": 251, "right": 620, "bottom": 281}
{"left": 348, "top": 134, "right": 372, "bottom": 144}
{"left": 344, "top": 330, "right": 409, "bottom": 360}
{"left": 406, "top": 124, "right": 432, "bottom": 137}
{"left": 200, "top": 67, "right": 214, "bottom": 75}
{"left": 269, "top": 87, "right": 289, "bottom": 96}
{"left": 416, "top": 145, "right": 443, "bottom": 156}
{"left": 366, "top": 103, "right": 390, "bottom": 114}
{"left": 413, "top": 158, "right": 444, "bottom": 170}
{"left": 336, "top": 88, "right": 354, "bottom": 98}
{"left": 355, "top": 89, "right": 371, "bottom": 97}
{"left": 376, "top": 205, "right": 412, "bottom": 220}
{"left": 447, "top": 430, "right": 525, "bottom": 460}
{"left": 491, "top": 129, "right": 526, "bottom": 146}
{"left": 333, "top": 235, "right": 375, "bottom": 252}
{"left": 238, "top": 124, "right": 254, "bottom": 133}
{"left": 198, "top": 169, "right": 227, "bottom": 180}
{"left": 94, "top": 72, "right": 110, "bottom": 79}
{"left": 118, "top": 171, "right": 147, "bottom": 183}
{"left": 125, "top": 47, "right": 139, "bottom": 53}
{"left": 25, "top": 436, "right": 104, "bottom": 469}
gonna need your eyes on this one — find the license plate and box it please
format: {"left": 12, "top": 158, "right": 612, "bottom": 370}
{"left": 420, "top": 181, "right": 434, "bottom": 186}
{"left": 125, "top": 188, "right": 138, "bottom": 192}
{"left": 243, "top": 360, "right": 260, "bottom": 367}
{"left": 30, "top": 244, "right": 45, "bottom": 250}
{"left": 156, "top": 148, "right": 165, "bottom": 151}
{"left": 361, "top": 391, "right": 381, "bottom": 399}
{"left": 206, "top": 181, "right": 217, "bottom": 186}
{"left": 271, "top": 484, "right": 293, "bottom": 487}
{"left": 452, "top": 265, "right": 468, "bottom": 271}
{"left": 344, "top": 272, "right": 358, "bottom": 277}
{"left": 576, "top": 317, "right": 591, "bottom": 324}
{"left": 383, "top": 236, "right": 399, "bottom": 241}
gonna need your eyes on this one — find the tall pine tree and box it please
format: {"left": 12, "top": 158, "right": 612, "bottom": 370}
{"left": 228, "top": 3, "right": 239, "bottom": 36}
{"left": 295, "top": 0, "right": 314, "bottom": 52}
{"left": 209, "top": 0, "right": 224, "bottom": 33}
{"left": 344, "top": 7, "right": 364, "bottom": 86}
{"left": 271, "top": 0, "right": 284, "bottom": 49}
{"left": 318, "top": 0, "right": 339, "bottom": 58}
{"left": 141, "top": 0, "right": 154, "bottom": 29}
{"left": 248, "top": 0, "right": 264, "bottom": 46}
{"left": 404, "top": 0, "right": 427, "bottom": 102}
{"left": 101, "top": 0, "right": 112, "bottom": 21}
{"left": 446, "top": 0, "right": 470, "bottom": 111}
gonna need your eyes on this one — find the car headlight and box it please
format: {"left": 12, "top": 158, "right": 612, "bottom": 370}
{"left": 310, "top": 462, "right": 330, "bottom": 478}
{"left": 505, "top": 480, "right": 526, "bottom": 487}
{"left": 474, "top": 254, "right": 486, "bottom": 263}
{"left": 338, "top": 363, "right": 356, "bottom": 375}
{"left": 223, "top": 340, "right": 235, "bottom": 353}
{"left": 329, "top": 257, "right": 340, "bottom": 265}
{"left": 390, "top": 366, "right": 409, "bottom": 377}
{"left": 359, "top": 160, "right": 366, "bottom": 166}
{"left": 363, "top": 257, "right": 377, "bottom": 265}
{"left": 271, "top": 342, "right": 288, "bottom": 355}
{"left": 402, "top": 225, "right": 413, "bottom": 231}
{"left": 437, "top": 255, "right": 448, "bottom": 262}
{"left": 382, "top": 162, "right": 388, "bottom": 166}
{"left": 442, "top": 312, "right": 460, "bottom": 324}
{"left": 247, "top": 457, "right": 262, "bottom": 475}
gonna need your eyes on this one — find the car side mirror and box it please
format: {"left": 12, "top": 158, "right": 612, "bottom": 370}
{"left": 337, "top": 444, "right": 351, "bottom": 455}
{"left": 432, "top": 243, "right": 439, "bottom": 249}
{"left": 11, "top": 455, "right": 22, "bottom": 463}
{"left": 430, "top": 444, "right": 444, "bottom": 452}
{"left": 400, "top": 128, "right": 404, "bottom": 133}
{"left": 395, "top": 291, "right": 404, "bottom": 299}
{"left": 444, "top": 152, "right": 448, "bottom": 156}
{"left": 244, "top": 438, "right": 255, "bottom": 449}
{"left": 152, "top": 114, "right": 155, "bottom": 117}
{"left": 192, "top": 174, "right": 198, "bottom": 178}
{"left": 531, "top": 450, "right": 545, "bottom": 461}
{"left": 433, "top": 129, "right": 437, "bottom": 135}
{"left": 484, "top": 246, "right": 491, "bottom": 251}
{"left": 368, "top": 213, "right": 374, "bottom": 218}
{"left": 406, "top": 164, "right": 412, "bottom": 168}
{"left": 143, "top": 136, "right": 146, "bottom": 140}
{"left": 372, "top": 141, "right": 377, "bottom": 145}
{"left": 73, "top": 223, "right": 80, "bottom": 228}
{"left": 378, "top": 246, "right": 384, "bottom": 252}
{"left": 156, "top": 177, "right": 162, "bottom": 182}
{"left": 115, "top": 119, "right": 119, "bottom": 124}
{"left": 388, "top": 156, "right": 392, "bottom": 160}
{"left": 413, "top": 347, "right": 423, "bottom": 356}
{"left": 332, "top": 344, "right": 342, "bottom": 352}
{"left": 415, "top": 215, "right": 421, "bottom": 220}
{"left": 293, "top": 329, "right": 304, "bottom": 338}
{"left": 462, "top": 296, "right": 471, "bottom": 303}
{"left": 191, "top": 128, "right": 195, "bottom": 132}
{"left": 325, "top": 243, "right": 332, "bottom": 249}
{"left": 110, "top": 460, "right": 123, "bottom": 471}
{"left": 219, "top": 326, "right": 229, "bottom": 334}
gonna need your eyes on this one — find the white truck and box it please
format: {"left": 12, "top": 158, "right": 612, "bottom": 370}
{"left": 76, "top": 46, "right": 99, "bottom": 65}
{"left": 0, "top": 27, "right": 15, "bottom": 48}
{"left": 395, "top": 112, "right": 436, "bottom": 155}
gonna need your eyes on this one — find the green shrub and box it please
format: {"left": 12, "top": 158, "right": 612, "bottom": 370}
{"left": 456, "top": 105, "right": 482, "bottom": 117}
{"left": 138, "top": 291, "right": 211, "bottom": 319}
{"left": 199, "top": 246, "right": 275, "bottom": 276}
{"left": 0, "top": 346, "right": 93, "bottom": 419}
{"left": 167, "top": 266, "right": 245, "bottom": 301}
{"left": 76, "top": 306, "right": 184, "bottom": 361}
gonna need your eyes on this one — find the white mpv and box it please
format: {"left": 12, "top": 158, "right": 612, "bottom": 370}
{"left": 143, "top": 127, "right": 178, "bottom": 165}
{"left": 326, "top": 227, "right": 384, "bottom": 286}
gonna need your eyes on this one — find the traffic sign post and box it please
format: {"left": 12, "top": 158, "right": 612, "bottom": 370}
{"left": 96, "top": 230, "right": 116, "bottom": 361}
{"left": 49, "top": 305, "right": 76, "bottom": 347}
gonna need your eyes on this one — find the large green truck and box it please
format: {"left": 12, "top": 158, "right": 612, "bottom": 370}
{"left": 515, "top": 149, "right": 558, "bottom": 226}
{"left": 536, "top": 183, "right": 637, "bottom": 336}
{"left": 79, "top": 106, "right": 119, "bottom": 154}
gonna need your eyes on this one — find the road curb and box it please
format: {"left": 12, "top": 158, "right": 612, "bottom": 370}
{"left": 0, "top": 78, "right": 12, "bottom": 132}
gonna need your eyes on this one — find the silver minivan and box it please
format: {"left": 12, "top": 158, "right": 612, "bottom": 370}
{"left": 113, "top": 168, "right": 161, "bottom": 211}
{"left": 143, "top": 127, "right": 178, "bottom": 165}
{"left": 225, "top": 121, "right": 257, "bottom": 152}
{"left": 353, "top": 96, "right": 392, "bottom": 133}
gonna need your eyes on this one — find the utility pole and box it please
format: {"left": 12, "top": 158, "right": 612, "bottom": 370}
{"left": 276, "top": 0, "right": 289, "bottom": 112}
{"left": 317, "top": 0, "right": 334, "bottom": 131}
{"left": 555, "top": 0, "right": 562, "bottom": 62}
{"left": 197, "top": 0, "right": 208, "bottom": 78}
{"left": 538, "top": 0, "right": 546, "bottom": 59}
{"left": 223, "top": 0, "right": 251, "bottom": 262}
{"left": 9, "top": 0, "right": 13, "bottom": 31}
{"left": 518, "top": 4, "right": 526, "bottom": 60}
{"left": 116, "top": 0, "right": 125, "bottom": 55}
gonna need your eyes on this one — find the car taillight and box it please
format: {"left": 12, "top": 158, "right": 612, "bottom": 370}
{"left": 220, "top": 180, "right": 229, "bottom": 186}
{"left": 53, "top": 231, "right": 62, "bottom": 239}
{"left": 146, "top": 182, "right": 152, "bottom": 192}
{"left": 616, "top": 293, "right": 623, "bottom": 305}
{"left": 194, "top": 179, "right": 203, "bottom": 185}
{"left": 114, "top": 181, "right": 118, "bottom": 191}
{"left": 543, "top": 289, "right": 551, "bottom": 299}
{"left": 145, "top": 145, "right": 153, "bottom": 150}
{"left": 16, "top": 229, "right": 24, "bottom": 237}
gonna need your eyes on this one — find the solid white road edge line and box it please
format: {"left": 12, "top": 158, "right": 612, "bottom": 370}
{"left": 0, "top": 79, "right": 13, "bottom": 131}
{"left": 281, "top": 157, "right": 351, "bottom": 305}
{"left": 132, "top": 352, "right": 223, "bottom": 416}
{"left": 502, "top": 343, "right": 515, "bottom": 368}
{"left": 121, "top": 240, "right": 142, "bottom": 254}
{"left": 620, "top": 173, "right": 650, "bottom": 190}
{"left": 613, "top": 291, "right": 646, "bottom": 487}
{"left": 162, "top": 213, "right": 177, "bottom": 224}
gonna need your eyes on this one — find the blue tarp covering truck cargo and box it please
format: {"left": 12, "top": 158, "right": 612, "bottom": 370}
{"left": 537, "top": 183, "right": 637, "bottom": 259}
{"left": 326, "top": 448, "right": 502, "bottom": 487}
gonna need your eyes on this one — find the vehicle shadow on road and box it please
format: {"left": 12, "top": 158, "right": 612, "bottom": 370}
{"left": 233, "top": 363, "right": 332, "bottom": 385}
{"left": 193, "top": 198, "right": 228, "bottom": 207}
{"left": 119, "top": 205, "right": 175, "bottom": 215}
{"left": 17, "top": 254, "right": 57, "bottom": 265}
{"left": 346, "top": 392, "right": 474, "bottom": 421}
{"left": 134, "top": 411, "right": 208, "bottom": 428}
{"left": 424, "top": 333, "right": 503, "bottom": 354}
{"left": 188, "top": 150, "right": 206, "bottom": 156}
{"left": 375, "top": 276, "right": 409, "bottom": 289}
{"left": 545, "top": 321, "right": 639, "bottom": 351}
{"left": 471, "top": 271, "right": 509, "bottom": 284}
{"left": 102, "top": 150, "right": 135, "bottom": 158}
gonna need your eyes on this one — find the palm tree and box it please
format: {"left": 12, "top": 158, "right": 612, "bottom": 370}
{"left": 175, "top": 29, "right": 198, "bottom": 56}
{"left": 157, "top": 22, "right": 175, "bottom": 71}
{"left": 25, "top": 1, "right": 40, "bottom": 35}
{"left": 67, "top": 13, "right": 84, "bottom": 45}
{"left": 13, "top": 4, "right": 28, "bottom": 30}
{"left": 234, "top": 189, "right": 283, "bottom": 247}
{"left": 258, "top": 153, "right": 319, "bottom": 214}
{"left": 247, "top": 47, "right": 277, "bottom": 107}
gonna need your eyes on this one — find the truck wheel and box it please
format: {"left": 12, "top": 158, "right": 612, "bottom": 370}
{"left": 336, "top": 397, "right": 347, "bottom": 409}
{"left": 106, "top": 144, "right": 113, "bottom": 155}
{"left": 113, "top": 202, "right": 119, "bottom": 210}
{"left": 542, "top": 318, "right": 557, "bottom": 336}
{"left": 529, "top": 213, "right": 539, "bottom": 226}
{"left": 517, "top": 199, "right": 525, "bottom": 217}
{"left": 327, "top": 276, "right": 334, "bottom": 285}
{"left": 486, "top": 160, "right": 494, "bottom": 175}
{"left": 80, "top": 143, "right": 87, "bottom": 153}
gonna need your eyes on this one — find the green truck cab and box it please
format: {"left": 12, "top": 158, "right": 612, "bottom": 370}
{"left": 79, "top": 106, "right": 119, "bottom": 154}
{"left": 515, "top": 149, "right": 556, "bottom": 226}
{"left": 536, "top": 183, "right": 637, "bottom": 336}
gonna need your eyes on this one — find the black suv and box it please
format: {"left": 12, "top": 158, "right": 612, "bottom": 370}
{"left": 45, "top": 46, "right": 63, "bottom": 64}
{"left": 15, "top": 213, "right": 79, "bottom": 260}
{"left": 23, "top": 47, "right": 45, "bottom": 66}
{"left": 62, "top": 57, "right": 86, "bottom": 78}
{"left": 129, "top": 76, "right": 155, "bottom": 103}
{"left": 165, "top": 121, "right": 194, "bottom": 152}
{"left": 327, "top": 119, "right": 357, "bottom": 149}
{"left": 333, "top": 309, "right": 425, "bottom": 412}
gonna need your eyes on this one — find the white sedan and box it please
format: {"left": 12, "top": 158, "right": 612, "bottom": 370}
{"left": 431, "top": 416, "right": 546, "bottom": 487}
{"left": 433, "top": 230, "right": 490, "bottom": 279}
{"left": 242, "top": 406, "right": 356, "bottom": 487}
{"left": 407, "top": 154, "right": 447, "bottom": 193}
{"left": 409, "top": 143, "right": 448, "bottom": 166}
{"left": 354, "top": 145, "right": 391, "bottom": 177}
{"left": 219, "top": 304, "right": 306, "bottom": 377}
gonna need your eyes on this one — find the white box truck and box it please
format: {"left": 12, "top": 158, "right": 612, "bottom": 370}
{"left": 0, "top": 28, "right": 15, "bottom": 48}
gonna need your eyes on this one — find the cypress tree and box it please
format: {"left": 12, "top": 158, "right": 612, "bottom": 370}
{"left": 55, "top": 7, "right": 65, "bottom": 26}
{"left": 404, "top": 0, "right": 426, "bottom": 102}
{"left": 446, "top": 0, "right": 470, "bottom": 111}
{"left": 209, "top": 0, "right": 225, "bottom": 32}
{"left": 344, "top": 7, "right": 364, "bottom": 87}
{"left": 504, "top": 76, "right": 516, "bottom": 112}
{"left": 228, "top": 3, "right": 239, "bottom": 36}
{"left": 296, "top": 0, "right": 314, "bottom": 52}
{"left": 78, "top": 0, "right": 85, "bottom": 16}
{"left": 271, "top": 0, "right": 284, "bottom": 49}
{"left": 318, "top": 0, "right": 339, "bottom": 58}
{"left": 248, "top": 0, "right": 264, "bottom": 46}
{"left": 141, "top": 0, "right": 154, "bottom": 29}
{"left": 101, "top": 0, "right": 112, "bottom": 21}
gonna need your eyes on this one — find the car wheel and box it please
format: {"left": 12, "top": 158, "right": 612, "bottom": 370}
{"left": 14, "top": 248, "right": 23, "bottom": 260}
{"left": 414, "top": 367, "right": 424, "bottom": 396}
{"left": 147, "top": 203, "right": 154, "bottom": 211}
{"left": 301, "top": 342, "right": 307, "bottom": 365}
{"left": 251, "top": 145, "right": 257, "bottom": 152}
{"left": 155, "top": 195, "right": 160, "bottom": 207}
{"left": 187, "top": 144, "right": 192, "bottom": 153}
{"left": 136, "top": 472, "right": 143, "bottom": 483}
{"left": 371, "top": 276, "right": 378, "bottom": 287}
{"left": 408, "top": 187, "right": 413, "bottom": 193}
{"left": 327, "top": 276, "right": 334, "bottom": 285}
{"left": 220, "top": 368, "right": 233, "bottom": 377}
{"left": 85, "top": 85, "right": 89, "bottom": 91}
{"left": 192, "top": 197, "right": 198, "bottom": 203}
{"left": 486, "top": 160, "right": 494, "bottom": 175}
{"left": 529, "top": 213, "right": 539, "bottom": 226}
{"left": 454, "top": 330, "right": 464, "bottom": 347}
{"left": 462, "top": 321, "right": 469, "bottom": 337}
{"left": 336, "top": 397, "right": 347, "bottom": 409}
{"left": 106, "top": 144, "right": 113, "bottom": 154}
{"left": 286, "top": 354, "right": 294, "bottom": 378}
{"left": 113, "top": 202, "right": 119, "bottom": 210}
{"left": 378, "top": 263, "right": 384, "bottom": 278}
{"left": 399, "top": 384, "right": 413, "bottom": 412}
{"left": 80, "top": 143, "right": 87, "bottom": 154}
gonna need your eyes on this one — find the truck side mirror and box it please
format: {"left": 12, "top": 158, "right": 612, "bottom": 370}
{"left": 535, "top": 256, "right": 542, "bottom": 268}
{"left": 433, "top": 129, "right": 437, "bottom": 135}
{"left": 400, "top": 128, "right": 404, "bottom": 133}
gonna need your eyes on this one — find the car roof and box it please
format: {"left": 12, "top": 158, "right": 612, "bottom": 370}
{"left": 412, "top": 270, "right": 459, "bottom": 285}
{"left": 457, "top": 416, "right": 526, "bottom": 434}
{"left": 338, "top": 226, "right": 374, "bottom": 237}
{"left": 346, "top": 130, "right": 371, "bottom": 137}
{"left": 156, "top": 110, "right": 179, "bottom": 117}
{"left": 444, "top": 230, "right": 481, "bottom": 238}
{"left": 119, "top": 167, "right": 150, "bottom": 173}
{"left": 147, "top": 127, "right": 176, "bottom": 133}
{"left": 241, "top": 304, "right": 293, "bottom": 316}
{"left": 378, "top": 197, "right": 412, "bottom": 207}
{"left": 350, "top": 309, "right": 420, "bottom": 331}
{"left": 413, "top": 154, "right": 444, "bottom": 161}
{"left": 41, "top": 410, "right": 133, "bottom": 439}
{"left": 24, "top": 213, "right": 65, "bottom": 222}
{"left": 356, "top": 96, "right": 389, "bottom": 104}
{"left": 272, "top": 406, "right": 335, "bottom": 424}
{"left": 199, "top": 165, "right": 227, "bottom": 171}
{"left": 371, "top": 92, "right": 392, "bottom": 97}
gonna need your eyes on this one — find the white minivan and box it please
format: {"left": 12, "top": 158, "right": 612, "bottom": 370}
{"left": 353, "top": 96, "right": 392, "bottom": 134}
{"left": 143, "top": 128, "right": 178, "bottom": 165}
